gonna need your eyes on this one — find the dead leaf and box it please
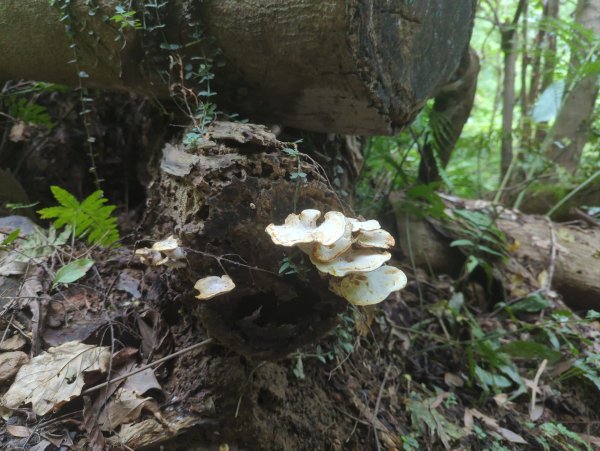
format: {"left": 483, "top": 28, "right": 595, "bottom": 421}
{"left": 99, "top": 387, "right": 159, "bottom": 430}
{"left": 498, "top": 427, "right": 528, "bottom": 444}
{"left": 0, "top": 351, "right": 29, "bottom": 384}
{"left": 444, "top": 373, "right": 464, "bottom": 388}
{"left": 43, "top": 288, "right": 110, "bottom": 347}
{"left": 122, "top": 365, "right": 163, "bottom": 397}
{"left": 1, "top": 341, "right": 110, "bottom": 415}
{"left": 0, "top": 334, "right": 27, "bottom": 351}
{"left": 116, "top": 270, "right": 142, "bottom": 299}
{"left": 83, "top": 396, "right": 106, "bottom": 451}
{"left": 530, "top": 404, "right": 544, "bottom": 421}
{"left": 466, "top": 408, "right": 499, "bottom": 429}
{"left": 29, "top": 440, "right": 52, "bottom": 451}
{"left": 7, "top": 424, "right": 31, "bottom": 438}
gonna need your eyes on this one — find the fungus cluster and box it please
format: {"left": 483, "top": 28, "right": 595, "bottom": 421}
{"left": 134, "top": 235, "right": 186, "bottom": 268}
{"left": 266, "top": 210, "right": 407, "bottom": 306}
{"left": 135, "top": 236, "right": 236, "bottom": 300}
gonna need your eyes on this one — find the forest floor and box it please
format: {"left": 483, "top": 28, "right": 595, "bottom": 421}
{"left": 1, "top": 92, "right": 600, "bottom": 450}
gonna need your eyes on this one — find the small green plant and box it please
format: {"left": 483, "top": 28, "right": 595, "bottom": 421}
{"left": 447, "top": 208, "right": 508, "bottom": 287}
{"left": 3, "top": 96, "right": 54, "bottom": 129}
{"left": 278, "top": 254, "right": 310, "bottom": 281}
{"left": 281, "top": 143, "right": 307, "bottom": 182}
{"left": 110, "top": 5, "right": 142, "bottom": 30}
{"left": 38, "top": 186, "right": 120, "bottom": 247}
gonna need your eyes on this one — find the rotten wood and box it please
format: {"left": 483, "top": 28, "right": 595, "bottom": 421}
{"left": 148, "top": 121, "right": 348, "bottom": 360}
{"left": 391, "top": 192, "right": 600, "bottom": 310}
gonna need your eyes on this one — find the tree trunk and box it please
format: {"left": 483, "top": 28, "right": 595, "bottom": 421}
{"left": 499, "top": 0, "right": 525, "bottom": 179}
{"left": 0, "top": 0, "right": 477, "bottom": 134}
{"left": 545, "top": 0, "right": 600, "bottom": 173}
{"left": 418, "top": 47, "right": 480, "bottom": 183}
{"left": 391, "top": 192, "right": 600, "bottom": 311}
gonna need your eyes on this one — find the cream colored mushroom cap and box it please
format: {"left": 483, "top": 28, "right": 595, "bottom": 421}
{"left": 312, "top": 220, "right": 353, "bottom": 262}
{"left": 194, "top": 275, "right": 236, "bottom": 300}
{"left": 355, "top": 229, "right": 395, "bottom": 249}
{"left": 347, "top": 218, "right": 381, "bottom": 233}
{"left": 265, "top": 209, "right": 346, "bottom": 247}
{"left": 152, "top": 235, "right": 181, "bottom": 252}
{"left": 329, "top": 265, "right": 407, "bottom": 306}
{"left": 311, "top": 249, "right": 391, "bottom": 277}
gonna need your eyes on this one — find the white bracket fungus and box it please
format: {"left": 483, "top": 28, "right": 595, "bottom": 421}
{"left": 311, "top": 249, "right": 391, "bottom": 277}
{"left": 329, "top": 265, "right": 407, "bottom": 306}
{"left": 194, "top": 275, "right": 236, "bottom": 300}
{"left": 266, "top": 209, "right": 407, "bottom": 306}
{"left": 266, "top": 210, "right": 346, "bottom": 247}
{"left": 135, "top": 235, "right": 186, "bottom": 268}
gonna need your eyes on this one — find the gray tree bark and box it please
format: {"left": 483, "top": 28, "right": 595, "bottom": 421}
{"left": 0, "top": 0, "right": 477, "bottom": 135}
{"left": 545, "top": 0, "right": 600, "bottom": 173}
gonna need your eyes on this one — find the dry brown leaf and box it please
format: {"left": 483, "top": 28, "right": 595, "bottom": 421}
{"left": 498, "top": 427, "right": 528, "bottom": 444}
{"left": 29, "top": 440, "right": 52, "bottom": 451}
{"left": 122, "top": 365, "right": 163, "bottom": 397}
{"left": 6, "top": 424, "right": 31, "bottom": 438}
{"left": 1, "top": 341, "right": 110, "bottom": 415}
{"left": 444, "top": 372, "right": 464, "bottom": 388}
{"left": 0, "top": 351, "right": 29, "bottom": 384}
{"left": 99, "top": 387, "right": 159, "bottom": 431}
{"left": 0, "top": 334, "right": 27, "bottom": 351}
{"left": 83, "top": 396, "right": 106, "bottom": 451}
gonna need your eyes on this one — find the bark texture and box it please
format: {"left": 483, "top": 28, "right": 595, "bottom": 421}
{"left": 418, "top": 47, "right": 480, "bottom": 183}
{"left": 545, "top": 0, "right": 600, "bottom": 173}
{"left": 1, "top": 0, "right": 477, "bottom": 134}
{"left": 391, "top": 192, "right": 600, "bottom": 311}
{"left": 148, "top": 122, "right": 348, "bottom": 360}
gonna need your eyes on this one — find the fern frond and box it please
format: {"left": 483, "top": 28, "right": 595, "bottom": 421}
{"left": 38, "top": 186, "right": 120, "bottom": 247}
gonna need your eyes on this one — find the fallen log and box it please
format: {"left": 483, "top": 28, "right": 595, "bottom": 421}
{"left": 390, "top": 192, "right": 600, "bottom": 311}
{"left": 1, "top": 1, "right": 477, "bottom": 134}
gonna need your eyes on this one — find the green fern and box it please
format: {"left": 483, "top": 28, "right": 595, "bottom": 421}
{"left": 38, "top": 186, "right": 120, "bottom": 247}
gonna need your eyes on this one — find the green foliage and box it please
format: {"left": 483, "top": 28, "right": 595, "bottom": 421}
{"left": 52, "top": 258, "right": 95, "bottom": 288}
{"left": 278, "top": 255, "right": 310, "bottom": 280}
{"left": 110, "top": 5, "right": 142, "bottom": 30}
{"left": 536, "top": 422, "right": 594, "bottom": 451}
{"left": 281, "top": 144, "right": 308, "bottom": 182}
{"left": 38, "top": 186, "right": 120, "bottom": 247}
{"left": 2, "top": 96, "right": 53, "bottom": 129}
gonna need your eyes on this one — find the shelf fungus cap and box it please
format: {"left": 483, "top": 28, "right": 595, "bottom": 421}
{"left": 355, "top": 229, "right": 395, "bottom": 249}
{"left": 311, "top": 249, "right": 391, "bottom": 277}
{"left": 312, "top": 221, "right": 353, "bottom": 262}
{"left": 194, "top": 275, "right": 236, "bottom": 300}
{"left": 266, "top": 209, "right": 346, "bottom": 247}
{"left": 329, "top": 265, "right": 407, "bottom": 306}
{"left": 347, "top": 218, "right": 381, "bottom": 233}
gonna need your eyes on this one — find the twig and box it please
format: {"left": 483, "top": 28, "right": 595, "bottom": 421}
{"left": 529, "top": 358, "right": 547, "bottom": 420}
{"left": 82, "top": 338, "right": 214, "bottom": 395}
{"left": 372, "top": 366, "right": 391, "bottom": 451}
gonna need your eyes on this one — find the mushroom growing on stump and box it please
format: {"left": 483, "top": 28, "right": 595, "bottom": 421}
{"left": 148, "top": 122, "right": 349, "bottom": 360}
{"left": 266, "top": 210, "right": 407, "bottom": 306}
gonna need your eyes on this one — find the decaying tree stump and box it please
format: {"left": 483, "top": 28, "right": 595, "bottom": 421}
{"left": 391, "top": 192, "right": 600, "bottom": 311}
{"left": 148, "top": 122, "right": 349, "bottom": 359}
